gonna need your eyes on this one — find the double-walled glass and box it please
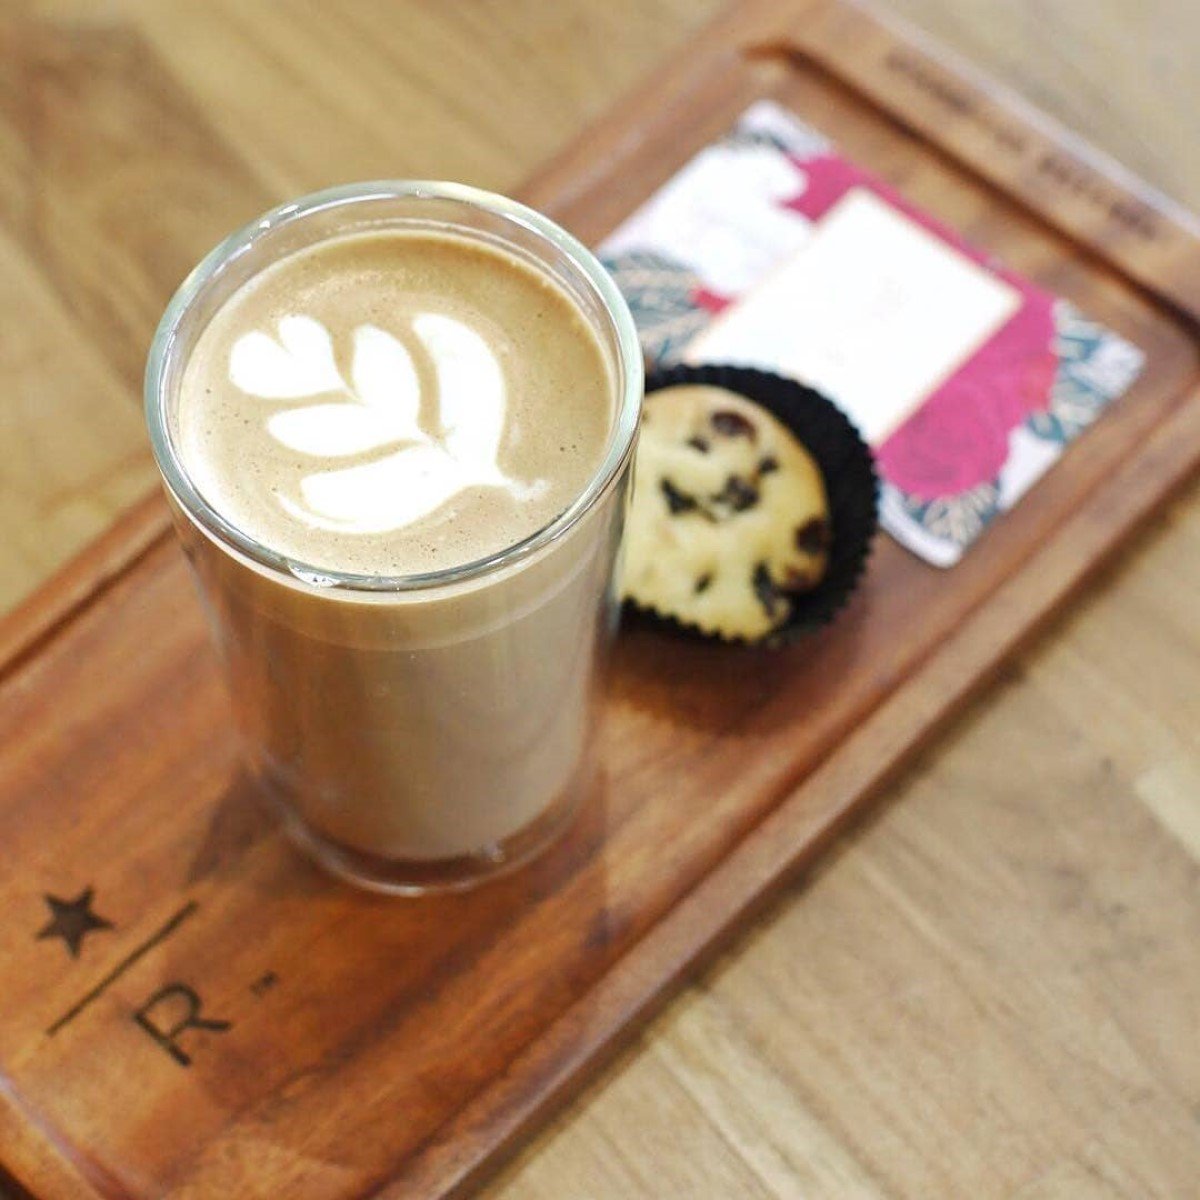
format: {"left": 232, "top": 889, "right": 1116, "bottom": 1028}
{"left": 145, "top": 183, "right": 642, "bottom": 893}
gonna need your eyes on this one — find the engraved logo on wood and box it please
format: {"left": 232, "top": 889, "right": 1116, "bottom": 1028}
{"left": 133, "top": 983, "right": 231, "bottom": 1067}
{"left": 35, "top": 886, "right": 114, "bottom": 959}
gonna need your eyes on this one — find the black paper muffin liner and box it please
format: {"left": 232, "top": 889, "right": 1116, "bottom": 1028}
{"left": 626, "top": 363, "right": 879, "bottom": 647}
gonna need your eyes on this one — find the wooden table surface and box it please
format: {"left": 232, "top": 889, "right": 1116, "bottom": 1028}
{"left": 3, "top": 2, "right": 1199, "bottom": 1196}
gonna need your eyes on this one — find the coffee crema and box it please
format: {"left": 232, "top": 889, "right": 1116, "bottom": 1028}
{"left": 177, "top": 230, "right": 614, "bottom": 575}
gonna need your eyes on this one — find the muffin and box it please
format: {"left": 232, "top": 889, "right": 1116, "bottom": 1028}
{"left": 621, "top": 365, "right": 878, "bottom": 646}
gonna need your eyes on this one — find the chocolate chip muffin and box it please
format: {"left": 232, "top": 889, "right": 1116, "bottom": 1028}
{"left": 621, "top": 384, "right": 831, "bottom": 640}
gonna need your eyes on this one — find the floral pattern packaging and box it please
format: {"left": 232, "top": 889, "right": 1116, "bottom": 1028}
{"left": 600, "top": 101, "right": 1145, "bottom": 567}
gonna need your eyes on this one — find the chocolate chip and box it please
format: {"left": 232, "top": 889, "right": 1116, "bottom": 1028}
{"left": 752, "top": 563, "right": 787, "bottom": 620}
{"left": 686, "top": 435, "right": 710, "bottom": 454}
{"left": 711, "top": 410, "right": 757, "bottom": 439}
{"left": 694, "top": 573, "right": 713, "bottom": 594}
{"left": 712, "top": 475, "right": 759, "bottom": 512}
{"left": 795, "top": 517, "right": 831, "bottom": 555}
{"left": 757, "top": 455, "right": 779, "bottom": 476}
{"left": 781, "top": 566, "right": 817, "bottom": 593}
{"left": 661, "top": 478, "right": 698, "bottom": 515}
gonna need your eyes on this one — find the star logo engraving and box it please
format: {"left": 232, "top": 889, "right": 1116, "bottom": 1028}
{"left": 36, "top": 887, "right": 114, "bottom": 958}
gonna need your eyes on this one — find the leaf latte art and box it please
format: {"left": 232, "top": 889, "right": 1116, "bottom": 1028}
{"left": 176, "top": 230, "right": 612, "bottom": 575}
{"left": 229, "top": 313, "right": 545, "bottom": 535}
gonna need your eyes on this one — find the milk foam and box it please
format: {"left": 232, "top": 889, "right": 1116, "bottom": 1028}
{"left": 176, "top": 231, "right": 612, "bottom": 575}
{"left": 229, "top": 312, "right": 543, "bottom": 535}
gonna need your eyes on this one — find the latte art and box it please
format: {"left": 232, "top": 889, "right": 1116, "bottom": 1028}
{"left": 177, "top": 230, "right": 612, "bottom": 575}
{"left": 229, "top": 313, "right": 544, "bottom": 534}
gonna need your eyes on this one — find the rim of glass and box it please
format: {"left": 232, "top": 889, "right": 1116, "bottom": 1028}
{"left": 144, "top": 180, "right": 643, "bottom": 594}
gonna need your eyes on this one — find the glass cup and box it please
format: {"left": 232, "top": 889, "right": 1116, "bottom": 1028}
{"left": 145, "top": 182, "right": 642, "bottom": 893}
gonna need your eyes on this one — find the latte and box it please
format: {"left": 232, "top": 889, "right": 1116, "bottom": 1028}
{"left": 147, "top": 186, "right": 640, "bottom": 890}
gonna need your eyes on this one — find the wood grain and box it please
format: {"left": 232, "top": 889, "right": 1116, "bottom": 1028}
{"left": 0, "top": 2, "right": 1198, "bottom": 1198}
{"left": 494, "top": 4, "right": 1200, "bottom": 1197}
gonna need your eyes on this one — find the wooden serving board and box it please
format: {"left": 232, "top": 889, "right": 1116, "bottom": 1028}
{"left": 4, "top": 1, "right": 1200, "bottom": 1196}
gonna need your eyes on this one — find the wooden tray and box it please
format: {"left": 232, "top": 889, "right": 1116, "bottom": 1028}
{"left": 4, "top": 1, "right": 1200, "bottom": 1196}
